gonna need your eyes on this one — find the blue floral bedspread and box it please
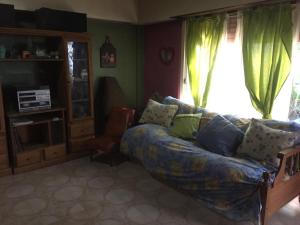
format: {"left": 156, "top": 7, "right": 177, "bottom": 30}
{"left": 120, "top": 124, "right": 276, "bottom": 224}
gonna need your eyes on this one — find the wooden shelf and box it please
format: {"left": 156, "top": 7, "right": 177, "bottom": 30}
{"left": 13, "top": 118, "right": 64, "bottom": 127}
{"left": 0, "top": 58, "right": 64, "bottom": 62}
{"left": 22, "top": 143, "right": 48, "bottom": 152}
{"left": 13, "top": 120, "right": 47, "bottom": 127}
{"left": 7, "top": 107, "right": 65, "bottom": 118}
{"left": 73, "top": 58, "right": 87, "bottom": 61}
{"left": 0, "top": 27, "right": 95, "bottom": 174}
{"left": 72, "top": 98, "right": 89, "bottom": 103}
{"left": 0, "top": 26, "right": 91, "bottom": 39}
{"left": 72, "top": 79, "right": 88, "bottom": 83}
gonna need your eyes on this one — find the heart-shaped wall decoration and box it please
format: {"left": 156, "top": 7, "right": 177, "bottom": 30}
{"left": 159, "top": 47, "right": 174, "bottom": 65}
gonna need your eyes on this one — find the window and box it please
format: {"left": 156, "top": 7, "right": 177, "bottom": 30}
{"left": 181, "top": 11, "right": 299, "bottom": 121}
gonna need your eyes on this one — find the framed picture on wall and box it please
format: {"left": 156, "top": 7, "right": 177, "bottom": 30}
{"left": 100, "top": 36, "right": 116, "bottom": 68}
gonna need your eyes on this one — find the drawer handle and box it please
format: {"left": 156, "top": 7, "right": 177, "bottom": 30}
{"left": 26, "top": 158, "right": 30, "bottom": 161}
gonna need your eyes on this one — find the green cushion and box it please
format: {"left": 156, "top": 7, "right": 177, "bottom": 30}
{"left": 170, "top": 113, "right": 202, "bottom": 139}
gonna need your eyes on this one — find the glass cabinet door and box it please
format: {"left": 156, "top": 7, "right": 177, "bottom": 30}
{"left": 67, "top": 41, "right": 91, "bottom": 120}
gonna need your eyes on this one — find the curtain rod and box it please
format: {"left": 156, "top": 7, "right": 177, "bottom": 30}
{"left": 172, "top": 0, "right": 297, "bottom": 19}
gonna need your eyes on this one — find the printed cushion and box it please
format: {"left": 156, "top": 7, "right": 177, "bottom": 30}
{"left": 162, "top": 96, "right": 196, "bottom": 115}
{"left": 139, "top": 99, "right": 178, "bottom": 127}
{"left": 196, "top": 115, "right": 244, "bottom": 157}
{"left": 237, "top": 119, "right": 297, "bottom": 167}
{"left": 170, "top": 113, "right": 202, "bottom": 139}
{"left": 257, "top": 119, "right": 300, "bottom": 144}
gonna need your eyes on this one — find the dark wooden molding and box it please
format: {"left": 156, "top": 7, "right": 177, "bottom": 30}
{"left": 172, "top": 0, "right": 297, "bottom": 19}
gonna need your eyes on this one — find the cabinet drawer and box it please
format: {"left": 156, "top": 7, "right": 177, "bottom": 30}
{"left": 0, "top": 136, "right": 7, "bottom": 155}
{"left": 44, "top": 145, "right": 66, "bottom": 160}
{"left": 69, "top": 120, "right": 94, "bottom": 138}
{"left": 16, "top": 150, "right": 41, "bottom": 167}
{"left": 69, "top": 137, "right": 92, "bottom": 153}
{"left": 0, "top": 154, "right": 9, "bottom": 169}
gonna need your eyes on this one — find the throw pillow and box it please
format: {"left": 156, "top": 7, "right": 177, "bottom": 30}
{"left": 170, "top": 113, "right": 202, "bottom": 139}
{"left": 139, "top": 99, "right": 178, "bottom": 127}
{"left": 195, "top": 115, "right": 244, "bottom": 157}
{"left": 258, "top": 119, "right": 300, "bottom": 145}
{"left": 237, "top": 119, "right": 297, "bottom": 167}
{"left": 198, "top": 112, "right": 219, "bottom": 130}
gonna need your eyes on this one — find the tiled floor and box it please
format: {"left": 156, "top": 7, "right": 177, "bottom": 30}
{"left": 0, "top": 157, "right": 299, "bottom": 225}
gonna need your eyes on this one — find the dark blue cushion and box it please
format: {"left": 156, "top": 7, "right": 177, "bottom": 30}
{"left": 196, "top": 115, "right": 244, "bottom": 157}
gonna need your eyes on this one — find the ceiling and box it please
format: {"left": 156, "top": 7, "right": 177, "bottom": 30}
{"left": 0, "top": 0, "right": 138, "bottom": 23}
{"left": 0, "top": 0, "right": 267, "bottom": 24}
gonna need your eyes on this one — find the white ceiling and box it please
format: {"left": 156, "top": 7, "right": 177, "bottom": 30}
{"left": 0, "top": 0, "right": 268, "bottom": 24}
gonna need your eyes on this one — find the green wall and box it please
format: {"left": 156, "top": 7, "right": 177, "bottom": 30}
{"left": 87, "top": 19, "right": 143, "bottom": 109}
{"left": 87, "top": 19, "right": 143, "bottom": 133}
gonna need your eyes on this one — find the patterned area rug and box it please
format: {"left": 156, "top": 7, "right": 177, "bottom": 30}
{"left": 0, "top": 157, "right": 299, "bottom": 225}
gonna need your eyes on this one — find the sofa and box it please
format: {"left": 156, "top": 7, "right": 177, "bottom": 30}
{"left": 120, "top": 96, "right": 300, "bottom": 225}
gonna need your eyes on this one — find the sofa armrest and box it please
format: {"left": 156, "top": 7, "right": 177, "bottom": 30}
{"left": 274, "top": 146, "right": 300, "bottom": 186}
{"left": 278, "top": 146, "right": 300, "bottom": 159}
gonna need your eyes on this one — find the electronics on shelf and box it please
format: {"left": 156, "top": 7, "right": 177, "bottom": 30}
{"left": 17, "top": 86, "right": 51, "bottom": 112}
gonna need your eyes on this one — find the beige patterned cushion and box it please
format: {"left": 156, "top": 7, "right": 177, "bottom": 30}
{"left": 237, "top": 119, "right": 296, "bottom": 167}
{"left": 139, "top": 99, "right": 178, "bottom": 127}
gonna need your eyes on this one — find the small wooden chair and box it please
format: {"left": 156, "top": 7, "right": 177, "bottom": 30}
{"left": 88, "top": 107, "right": 135, "bottom": 166}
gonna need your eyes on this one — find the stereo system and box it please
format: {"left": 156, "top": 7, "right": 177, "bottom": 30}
{"left": 17, "top": 86, "right": 51, "bottom": 112}
{"left": 0, "top": 4, "right": 87, "bottom": 32}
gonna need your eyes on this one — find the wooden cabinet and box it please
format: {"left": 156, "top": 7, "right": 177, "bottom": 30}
{"left": 69, "top": 119, "right": 94, "bottom": 138}
{"left": 0, "top": 28, "right": 95, "bottom": 174}
{"left": 0, "top": 154, "right": 9, "bottom": 170}
{"left": 16, "top": 150, "right": 41, "bottom": 167}
{"left": 0, "top": 85, "right": 11, "bottom": 176}
{"left": 0, "top": 136, "right": 7, "bottom": 154}
{"left": 64, "top": 36, "right": 95, "bottom": 153}
{"left": 44, "top": 144, "right": 66, "bottom": 160}
{"left": 7, "top": 108, "right": 67, "bottom": 173}
{"left": 69, "top": 136, "right": 92, "bottom": 153}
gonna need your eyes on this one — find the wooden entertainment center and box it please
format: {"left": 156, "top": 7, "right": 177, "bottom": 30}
{"left": 0, "top": 86, "right": 10, "bottom": 176}
{"left": 0, "top": 27, "right": 95, "bottom": 174}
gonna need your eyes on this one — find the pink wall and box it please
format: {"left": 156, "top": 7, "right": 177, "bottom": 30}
{"left": 144, "top": 20, "right": 182, "bottom": 103}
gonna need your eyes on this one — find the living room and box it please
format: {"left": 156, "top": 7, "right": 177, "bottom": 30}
{"left": 0, "top": 0, "right": 299, "bottom": 225}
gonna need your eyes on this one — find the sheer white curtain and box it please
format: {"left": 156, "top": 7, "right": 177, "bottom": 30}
{"left": 287, "top": 3, "right": 300, "bottom": 120}
{"left": 205, "top": 13, "right": 261, "bottom": 118}
{"left": 181, "top": 11, "right": 299, "bottom": 121}
{"left": 180, "top": 21, "right": 194, "bottom": 106}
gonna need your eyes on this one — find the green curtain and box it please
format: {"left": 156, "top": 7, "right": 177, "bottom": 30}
{"left": 242, "top": 4, "right": 292, "bottom": 119}
{"left": 186, "top": 15, "right": 224, "bottom": 108}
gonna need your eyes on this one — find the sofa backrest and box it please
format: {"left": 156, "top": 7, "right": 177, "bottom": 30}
{"left": 162, "top": 96, "right": 300, "bottom": 143}
{"left": 162, "top": 96, "right": 207, "bottom": 115}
